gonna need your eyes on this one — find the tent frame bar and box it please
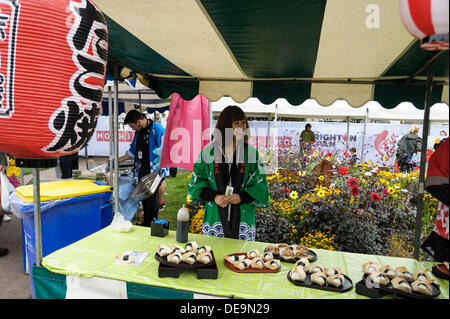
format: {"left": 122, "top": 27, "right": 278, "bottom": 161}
{"left": 405, "top": 50, "right": 446, "bottom": 83}
{"left": 141, "top": 74, "right": 447, "bottom": 86}
{"left": 413, "top": 61, "right": 434, "bottom": 260}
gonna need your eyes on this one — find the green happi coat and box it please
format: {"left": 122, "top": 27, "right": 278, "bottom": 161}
{"left": 188, "top": 143, "right": 269, "bottom": 240}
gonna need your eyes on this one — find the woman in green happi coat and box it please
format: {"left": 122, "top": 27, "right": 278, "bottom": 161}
{"left": 188, "top": 105, "right": 269, "bottom": 241}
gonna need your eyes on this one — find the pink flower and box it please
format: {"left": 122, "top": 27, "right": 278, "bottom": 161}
{"left": 383, "top": 189, "right": 389, "bottom": 197}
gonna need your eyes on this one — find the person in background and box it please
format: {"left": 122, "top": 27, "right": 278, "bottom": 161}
{"left": 421, "top": 138, "right": 449, "bottom": 263}
{"left": 188, "top": 105, "right": 269, "bottom": 241}
{"left": 433, "top": 130, "right": 448, "bottom": 150}
{"left": 119, "top": 110, "right": 167, "bottom": 226}
{"left": 0, "top": 151, "right": 9, "bottom": 257}
{"left": 300, "top": 123, "right": 316, "bottom": 145}
{"left": 348, "top": 147, "right": 358, "bottom": 165}
{"left": 396, "top": 124, "right": 422, "bottom": 172}
{"left": 59, "top": 152, "right": 79, "bottom": 179}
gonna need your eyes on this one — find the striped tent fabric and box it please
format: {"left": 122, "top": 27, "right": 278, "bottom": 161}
{"left": 92, "top": 0, "right": 449, "bottom": 109}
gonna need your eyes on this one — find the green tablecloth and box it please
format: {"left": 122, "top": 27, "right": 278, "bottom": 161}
{"left": 42, "top": 226, "right": 449, "bottom": 299}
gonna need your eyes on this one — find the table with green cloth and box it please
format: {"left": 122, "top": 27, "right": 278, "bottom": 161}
{"left": 38, "top": 225, "right": 449, "bottom": 299}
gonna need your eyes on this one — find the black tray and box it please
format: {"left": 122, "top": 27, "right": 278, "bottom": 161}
{"left": 158, "top": 251, "right": 218, "bottom": 279}
{"left": 265, "top": 247, "right": 317, "bottom": 263}
{"left": 154, "top": 251, "right": 215, "bottom": 269}
{"left": 378, "top": 280, "right": 441, "bottom": 299}
{"left": 287, "top": 271, "right": 353, "bottom": 293}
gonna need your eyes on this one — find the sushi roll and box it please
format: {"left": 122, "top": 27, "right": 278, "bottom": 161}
{"left": 310, "top": 265, "right": 325, "bottom": 274}
{"left": 247, "top": 249, "right": 260, "bottom": 259}
{"left": 369, "top": 272, "right": 390, "bottom": 286}
{"left": 262, "top": 252, "right": 274, "bottom": 262}
{"left": 290, "top": 266, "right": 307, "bottom": 282}
{"left": 391, "top": 277, "right": 412, "bottom": 293}
{"left": 266, "top": 245, "right": 280, "bottom": 254}
{"left": 413, "top": 270, "right": 431, "bottom": 282}
{"left": 182, "top": 252, "right": 197, "bottom": 264}
{"left": 167, "top": 252, "right": 183, "bottom": 264}
{"left": 225, "top": 254, "right": 245, "bottom": 263}
{"left": 156, "top": 244, "right": 171, "bottom": 257}
{"left": 115, "top": 254, "right": 136, "bottom": 264}
{"left": 326, "top": 274, "right": 345, "bottom": 288}
{"left": 250, "top": 258, "right": 265, "bottom": 270}
{"left": 196, "top": 252, "right": 212, "bottom": 264}
{"left": 362, "top": 261, "right": 379, "bottom": 275}
{"left": 170, "top": 244, "right": 186, "bottom": 255}
{"left": 325, "top": 268, "right": 343, "bottom": 277}
{"left": 379, "top": 265, "right": 396, "bottom": 279}
{"left": 293, "top": 246, "right": 309, "bottom": 258}
{"left": 311, "top": 272, "right": 327, "bottom": 286}
{"left": 411, "top": 280, "right": 433, "bottom": 295}
{"left": 264, "top": 259, "right": 281, "bottom": 270}
{"left": 233, "top": 259, "right": 251, "bottom": 270}
{"left": 185, "top": 241, "right": 198, "bottom": 252}
{"left": 395, "top": 266, "right": 413, "bottom": 281}
{"left": 197, "top": 246, "right": 211, "bottom": 254}
{"left": 294, "top": 258, "right": 310, "bottom": 272}
{"left": 279, "top": 247, "right": 295, "bottom": 260}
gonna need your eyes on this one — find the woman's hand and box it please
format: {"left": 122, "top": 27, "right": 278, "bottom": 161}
{"left": 214, "top": 194, "right": 229, "bottom": 208}
{"left": 227, "top": 194, "right": 241, "bottom": 205}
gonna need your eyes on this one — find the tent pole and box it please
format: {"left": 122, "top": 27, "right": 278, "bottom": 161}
{"left": 345, "top": 117, "right": 350, "bottom": 152}
{"left": 108, "top": 86, "right": 114, "bottom": 186}
{"left": 33, "top": 168, "right": 42, "bottom": 267}
{"left": 413, "top": 62, "right": 434, "bottom": 260}
{"left": 113, "top": 64, "right": 120, "bottom": 216}
{"left": 360, "top": 108, "right": 368, "bottom": 162}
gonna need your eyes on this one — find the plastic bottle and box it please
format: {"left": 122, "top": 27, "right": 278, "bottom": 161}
{"left": 176, "top": 205, "right": 190, "bottom": 243}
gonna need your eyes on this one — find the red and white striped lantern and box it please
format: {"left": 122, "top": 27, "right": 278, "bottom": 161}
{"left": 399, "top": 0, "right": 449, "bottom": 50}
{"left": 0, "top": 0, "right": 108, "bottom": 160}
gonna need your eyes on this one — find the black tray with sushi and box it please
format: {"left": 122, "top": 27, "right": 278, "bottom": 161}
{"left": 377, "top": 280, "right": 440, "bottom": 299}
{"left": 287, "top": 271, "right": 353, "bottom": 293}
{"left": 154, "top": 250, "right": 215, "bottom": 269}
{"left": 264, "top": 245, "right": 317, "bottom": 263}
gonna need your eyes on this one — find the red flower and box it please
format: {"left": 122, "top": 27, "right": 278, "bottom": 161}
{"left": 370, "top": 192, "right": 381, "bottom": 202}
{"left": 347, "top": 177, "right": 358, "bottom": 188}
{"left": 343, "top": 152, "right": 349, "bottom": 157}
{"left": 383, "top": 189, "right": 389, "bottom": 197}
{"left": 350, "top": 186, "right": 360, "bottom": 196}
{"left": 338, "top": 167, "right": 349, "bottom": 176}
{"left": 327, "top": 152, "right": 332, "bottom": 157}
{"left": 283, "top": 187, "right": 291, "bottom": 194}
{"left": 352, "top": 209, "right": 360, "bottom": 214}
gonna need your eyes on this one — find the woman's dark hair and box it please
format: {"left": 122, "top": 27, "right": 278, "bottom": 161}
{"left": 214, "top": 105, "right": 249, "bottom": 147}
{"left": 305, "top": 123, "right": 312, "bottom": 130}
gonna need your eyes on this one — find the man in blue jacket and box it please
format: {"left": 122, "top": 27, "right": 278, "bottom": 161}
{"left": 119, "top": 110, "right": 166, "bottom": 226}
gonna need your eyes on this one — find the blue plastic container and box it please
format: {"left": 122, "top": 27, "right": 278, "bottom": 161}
{"left": 11, "top": 191, "right": 107, "bottom": 298}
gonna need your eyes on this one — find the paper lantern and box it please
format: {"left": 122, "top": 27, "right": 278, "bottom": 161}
{"left": 399, "top": 0, "right": 449, "bottom": 50}
{"left": 0, "top": 0, "right": 108, "bottom": 163}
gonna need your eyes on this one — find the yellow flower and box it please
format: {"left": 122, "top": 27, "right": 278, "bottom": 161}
{"left": 317, "top": 190, "right": 326, "bottom": 198}
{"left": 319, "top": 176, "right": 324, "bottom": 181}
{"left": 290, "top": 191, "right": 299, "bottom": 200}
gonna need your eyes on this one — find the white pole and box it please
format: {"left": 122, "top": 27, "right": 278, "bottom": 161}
{"left": 345, "top": 116, "right": 350, "bottom": 152}
{"left": 360, "top": 107, "right": 368, "bottom": 163}
{"left": 113, "top": 65, "right": 120, "bottom": 216}
{"left": 108, "top": 86, "right": 114, "bottom": 186}
{"left": 33, "top": 168, "right": 42, "bottom": 267}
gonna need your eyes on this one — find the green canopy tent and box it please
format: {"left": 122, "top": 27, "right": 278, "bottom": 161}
{"left": 92, "top": 0, "right": 448, "bottom": 260}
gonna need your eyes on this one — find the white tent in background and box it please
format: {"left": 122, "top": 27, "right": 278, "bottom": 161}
{"left": 210, "top": 97, "right": 449, "bottom": 122}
